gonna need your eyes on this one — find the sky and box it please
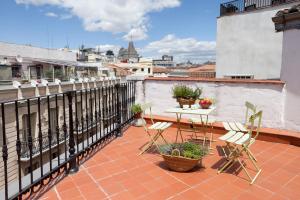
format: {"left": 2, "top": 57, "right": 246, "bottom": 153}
{"left": 0, "top": 0, "right": 225, "bottom": 63}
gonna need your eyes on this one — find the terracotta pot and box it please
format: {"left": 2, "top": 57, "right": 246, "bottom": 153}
{"left": 134, "top": 112, "right": 142, "bottom": 119}
{"left": 177, "top": 98, "right": 196, "bottom": 108}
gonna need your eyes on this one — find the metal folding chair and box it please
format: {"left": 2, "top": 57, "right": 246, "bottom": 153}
{"left": 189, "top": 115, "right": 216, "bottom": 152}
{"left": 139, "top": 103, "right": 172, "bottom": 155}
{"left": 218, "top": 110, "right": 263, "bottom": 184}
{"left": 219, "top": 101, "right": 256, "bottom": 158}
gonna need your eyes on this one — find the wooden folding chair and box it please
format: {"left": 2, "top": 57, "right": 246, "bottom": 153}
{"left": 139, "top": 103, "right": 172, "bottom": 155}
{"left": 218, "top": 110, "right": 263, "bottom": 184}
{"left": 219, "top": 101, "right": 256, "bottom": 158}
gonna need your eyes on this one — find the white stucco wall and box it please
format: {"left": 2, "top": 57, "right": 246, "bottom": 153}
{"left": 134, "top": 79, "right": 299, "bottom": 131}
{"left": 0, "top": 42, "right": 76, "bottom": 61}
{"left": 281, "top": 29, "right": 300, "bottom": 131}
{"left": 145, "top": 80, "right": 285, "bottom": 129}
{"left": 216, "top": 3, "right": 299, "bottom": 79}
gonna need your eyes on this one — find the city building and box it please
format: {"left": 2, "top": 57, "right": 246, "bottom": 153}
{"left": 152, "top": 55, "right": 175, "bottom": 67}
{"left": 188, "top": 64, "right": 216, "bottom": 78}
{"left": 117, "top": 41, "right": 139, "bottom": 63}
{"left": 216, "top": 0, "right": 300, "bottom": 79}
{"left": 152, "top": 66, "right": 171, "bottom": 77}
{"left": 113, "top": 61, "right": 153, "bottom": 76}
{"left": 0, "top": 42, "right": 77, "bottom": 84}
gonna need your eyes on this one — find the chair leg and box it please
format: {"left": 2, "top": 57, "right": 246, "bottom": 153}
{"left": 218, "top": 158, "right": 234, "bottom": 174}
{"left": 139, "top": 132, "right": 160, "bottom": 155}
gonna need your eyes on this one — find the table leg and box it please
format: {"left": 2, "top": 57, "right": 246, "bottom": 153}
{"left": 175, "top": 113, "right": 184, "bottom": 143}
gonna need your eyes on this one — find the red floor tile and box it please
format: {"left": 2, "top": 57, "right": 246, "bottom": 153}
{"left": 40, "top": 126, "right": 300, "bottom": 200}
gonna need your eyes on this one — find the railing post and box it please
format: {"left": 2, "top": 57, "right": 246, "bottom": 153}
{"left": 116, "top": 83, "right": 122, "bottom": 137}
{"left": 67, "top": 91, "right": 79, "bottom": 174}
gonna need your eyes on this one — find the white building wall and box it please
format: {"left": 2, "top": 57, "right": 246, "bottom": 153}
{"left": 134, "top": 79, "right": 300, "bottom": 131}
{"left": 0, "top": 42, "right": 76, "bottom": 61}
{"left": 281, "top": 29, "right": 300, "bottom": 131}
{"left": 216, "top": 3, "right": 298, "bottom": 79}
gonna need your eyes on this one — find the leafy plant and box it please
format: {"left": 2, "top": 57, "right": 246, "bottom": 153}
{"left": 172, "top": 85, "right": 202, "bottom": 100}
{"left": 159, "top": 142, "right": 207, "bottom": 159}
{"left": 131, "top": 104, "right": 143, "bottom": 114}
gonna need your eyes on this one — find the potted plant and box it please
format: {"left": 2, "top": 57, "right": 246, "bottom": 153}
{"left": 131, "top": 104, "right": 143, "bottom": 118}
{"left": 172, "top": 85, "right": 202, "bottom": 108}
{"left": 199, "top": 98, "right": 213, "bottom": 109}
{"left": 159, "top": 142, "right": 207, "bottom": 172}
{"left": 131, "top": 104, "right": 144, "bottom": 126}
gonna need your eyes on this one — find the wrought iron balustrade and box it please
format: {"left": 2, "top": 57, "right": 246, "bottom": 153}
{"left": 20, "top": 130, "right": 69, "bottom": 160}
{"left": 0, "top": 81, "right": 135, "bottom": 200}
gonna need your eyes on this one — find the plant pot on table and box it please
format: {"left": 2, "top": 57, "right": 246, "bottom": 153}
{"left": 177, "top": 98, "right": 196, "bottom": 108}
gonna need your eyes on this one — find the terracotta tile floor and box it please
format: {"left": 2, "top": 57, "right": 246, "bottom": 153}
{"left": 41, "top": 126, "right": 300, "bottom": 200}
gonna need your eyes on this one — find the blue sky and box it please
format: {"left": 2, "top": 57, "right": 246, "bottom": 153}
{"left": 0, "top": 0, "right": 224, "bottom": 63}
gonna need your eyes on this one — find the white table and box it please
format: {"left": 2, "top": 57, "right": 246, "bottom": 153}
{"left": 165, "top": 106, "right": 216, "bottom": 143}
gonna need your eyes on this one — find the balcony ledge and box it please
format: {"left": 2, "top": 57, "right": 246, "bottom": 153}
{"left": 145, "top": 77, "right": 285, "bottom": 85}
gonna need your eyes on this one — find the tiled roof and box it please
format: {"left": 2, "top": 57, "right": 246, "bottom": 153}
{"left": 188, "top": 64, "right": 216, "bottom": 72}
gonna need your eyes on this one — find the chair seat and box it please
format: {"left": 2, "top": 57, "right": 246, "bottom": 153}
{"left": 234, "top": 133, "right": 251, "bottom": 145}
{"left": 148, "top": 122, "right": 172, "bottom": 130}
{"left": 219, "top": 130, "right": 237, "bottom": 141}
{"left": 189, "top": 117, "right": 216, "bottom": 124}
{"left": 226, "top": 132, "right": 244, "bottom": 143}
{"left": 222, "top": 121, "right": 248, "bottom": 132}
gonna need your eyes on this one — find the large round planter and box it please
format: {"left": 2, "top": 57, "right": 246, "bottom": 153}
{"left": 177, "top": 98, "right": 196, "bottom": 108}
{"left": 162, "top": 154, "right": 202, "bottom": 172}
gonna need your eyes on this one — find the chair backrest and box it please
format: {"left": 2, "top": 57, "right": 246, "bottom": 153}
{"left": 244, "top": 101, "right": 256, "bottom": 126}
{"left": 248, "top": 110, "right": 263, "bottom": 139}
{"left": 140, "top": 103, "right": 154, "bottom": 131}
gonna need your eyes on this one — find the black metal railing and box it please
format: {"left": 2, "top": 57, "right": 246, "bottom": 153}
{"left": 0, "top": 81, "right": 136, "bottom": 199}
{"left": 220, "top": 0, "right": 300, "bottom": 16}
{"left": 20, "top": 130, "right": 69, "bottom": 160}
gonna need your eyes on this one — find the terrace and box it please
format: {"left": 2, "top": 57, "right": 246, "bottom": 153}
{"left": 40, "top": 125, "right": 300, "bottom": 200}
{"left": 0, "top": 76, "right": 299, "bottom": 200}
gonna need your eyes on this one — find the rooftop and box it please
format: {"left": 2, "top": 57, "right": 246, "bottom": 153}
{"left": 40, "top": 125, "right": 300, "bottom": 200}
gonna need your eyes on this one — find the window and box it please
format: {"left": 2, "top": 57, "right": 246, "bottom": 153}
{"left": 49, "top": 108, "right": 58, "bottom": 135}
{"left": 141, "top": 68, "right": 144, "bottom": 72}
{"left": 76, "top": 102, "right": 82, "bottom": 119}
{"left": 22, "top": 113, "right": 37, "bottom": 141}
{"left": 148, "top": 68, "right": 151, "bottom": 74}
{"left": 12, "top": 65, "right": 21, "bottom": 78}
{"left": 0, "top": 119, "right": 2, "bottom": 147}
{"left": 52, "top": 152, "right": 58, "bottom": 159}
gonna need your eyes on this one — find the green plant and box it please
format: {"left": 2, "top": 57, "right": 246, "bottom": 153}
{"left": 172, "top": 85, "right": 202, "bottom": 100}
{"left": 159, "top": 142, "right": 207, "bottom": 159}
{"left": 131, "top": 104, "right": 143, "bottom": 115}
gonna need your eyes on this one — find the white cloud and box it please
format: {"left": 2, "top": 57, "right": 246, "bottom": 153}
{"left": 45, "top": 12, "right": 58, "bottom": 17}
{"left": 15, "top": 0, "right": 181, "bottom": 41}
{"left": 95, "top": 44, "right": 121, "bottom": 55}
{"left": 60, "top": 14, "right": 72, "bottom": 20}
{"left": 143, "top": 34, "right": 216, "bottom": 63}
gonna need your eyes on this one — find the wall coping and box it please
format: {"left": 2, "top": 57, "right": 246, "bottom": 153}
{"left": 145, "top": 77, "right": 285, "bottom": 85}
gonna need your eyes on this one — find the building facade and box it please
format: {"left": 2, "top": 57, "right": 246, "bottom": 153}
{"left": 0, "top": 42, "right": 78, "bottom": 84}
{"left": 216, "top": 0, "right": 300, "bottom": 79}
{"left": 153, "top": 55, "right": 175, "bottom": 67}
